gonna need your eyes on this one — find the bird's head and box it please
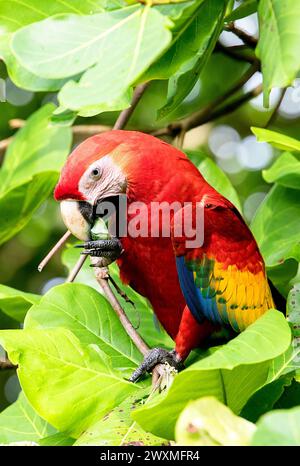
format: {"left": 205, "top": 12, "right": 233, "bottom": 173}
{"left": 54, "top": 130, "right": 134, "bottom": 240}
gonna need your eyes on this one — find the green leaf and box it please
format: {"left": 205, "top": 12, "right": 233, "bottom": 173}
{"left": 251, "top": 406, "right": 300, "bottom": 445}
{"left": 0, "top": 105, "right": 71, "bottom": 245}
{"left": 256, "top": 0, "right": 300, "bottom": 106}
{"left": 62, "top": 247, "right": 173, "bottom": 349}
{"left": 0, "top": 0, "right": 107, "bottom": 33}
{"left": 38, "top": 432, "right": 75, "bottom": 446}
{"left": 143, "top": 0, "right": 207, "bottom": 81}
{"left": 0, "top": 392, "right": 55, "bottom": 444}
{"left": 158, "top": 0, "right": 228, "bottom": 118}
{"left": 57, "top": 6, "right": 171, "bottom": 115}
{"left": 0, "top": 34, "right": 72, "bottom": 92}
{"left": 11, "top": 5, "right": 171, "bottom": 82}
{"left": 198, "top": 157, "right": 241, "bottom": 211}
{"left": 75, "top": 388, "right": 167, "bottom": 446}
{"left": 263, "top": 152, "right": 300, "bottom": 189}
{"left": 132, "top": 310, "right": 291, "bottom": 439}
{"left": 226, "top": 0, "right": 258, "bottom": 21}
{"left": 0, "top": 328, "right": 140, "bottom": 436}
{"left": 240, "top": 373, "right": 294, "bottom": 422}
{"left": 25, "top": 283, "right": 141, "bottom": 372}
{"left": 0, "top": 284, "right": 39, "bottom": 322}
{"left": 251, "top": 127, "right": 300, "bottom": 152}
{"left": 251, "top": 185, "right": 300, "bottom": 267}
{"left": 175, "top": 397, "right": 255, "bottom": 446}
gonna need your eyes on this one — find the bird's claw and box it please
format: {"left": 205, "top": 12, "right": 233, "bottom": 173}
{"left": 75, "top": 238, "right": 123, "bottom": 261}
{"left": 129, "top": 348, "right": 183, "bottom": 383}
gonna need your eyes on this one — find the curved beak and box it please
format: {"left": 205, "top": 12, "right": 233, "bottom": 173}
{"left": 60, "top": 200, "right": 94, "bottom": 241}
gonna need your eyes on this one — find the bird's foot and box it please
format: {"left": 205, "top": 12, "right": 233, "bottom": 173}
{"left": 129, "top": 348, "right": 183, "bottom": 383}
{"left": 75, "top": 239, "right": 123, "bottom": 264}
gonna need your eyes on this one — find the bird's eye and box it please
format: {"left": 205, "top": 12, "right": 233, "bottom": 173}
{"left": 90, "top": 167, "right": 101, "bottom": 180}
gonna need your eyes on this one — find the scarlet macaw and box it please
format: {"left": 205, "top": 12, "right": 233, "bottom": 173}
{"left": 54, "top": 131, "right": 274, "bottom": 381}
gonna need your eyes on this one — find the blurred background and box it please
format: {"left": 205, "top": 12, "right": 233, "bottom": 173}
{"left": 0, "top": 9, "right": 299, "bottom": 410}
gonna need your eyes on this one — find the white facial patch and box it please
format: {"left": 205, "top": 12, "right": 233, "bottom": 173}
{"left": 78, "top": 155, "right": 127, "bottom": 203}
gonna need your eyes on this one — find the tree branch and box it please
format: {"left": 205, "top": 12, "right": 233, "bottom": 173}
{"left": 113, "top": 82, "right": 149, "bottom": 130}
{"left": 215, "top": 42, "right": 259, "bottom": 65}
{"left": 154, "top": 61, "right": 260, "bottom": 138}
{"left": 225, "top": 22, "right": 258, "bottom": 48}
{"left": 264, "top": 88, "right": 287, "bottom": 127}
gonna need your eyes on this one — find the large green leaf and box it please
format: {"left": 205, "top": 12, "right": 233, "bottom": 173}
{"left": 25, "top": 283, "right": 141, "bottom": 372}
{"left": 0, "top": 34, "right": 71, "bottom": 92}
{"left": 0, "top": 284, "right": 39, "bottom": 322}
{"left": 256, "top": 0, "right": 300, "bottom": 106}
{"left": 62, "top": 247, "right": 173, "bottom": 349}
{"left": 175, "top": 397, "right": 255, "bottom": 446}
{"left": 132, "top": 310, "right": 291, "bottom": 439}
{"left": 11, "top": 5, "right": 171, "bottom": 83}
{"left": 0, "top": 392, "right": 55, "bottom": 444}
{"left": 251, "top": 406, "right": 300, "bottom": 445}
{"left": 158, "top": 0, "right": 228, "bottom": 118}
{"left": 251, "top": 185, "right": 300, "bottom": 267}
{"left": 0, "top": 0, "right": 107, "bottom": 33}
{"left": 75, "top": 388, "right": 167, "bottom": 446}
{"left": 198, "top": 157, "right": 241, "bottom": 211}
{"left": 263, "top": 152, "right": 300, "bottom": 190}
{"left": 0, "top": 104, "right": 71, "bottom": 245}
{"left": 57, "top": 6, "right": 172, "bottom": 115}
{"left": 251, "top": 127, "right": 300, "bottom": 152}
{"left": 0, "top": 328, "right": 140, "bottom": 436}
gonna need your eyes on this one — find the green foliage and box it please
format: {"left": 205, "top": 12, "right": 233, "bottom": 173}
{"left": 132, "top": 311, "right": 291, "bottom": 439}
{"left": 175, "top": 397, "right": 256, "bottom": 446}
{"left": 0, "top": 104, "right": 71, "bottom": 245}
{"left": 256, "top": 0, "right": 300, "bottom": 106}
{"left": 0, "top": 392, "right": 55, "bottom": 444}
{"left": 251, "top": 406, "right": 300, "bottom": 445}
{"left": 0, "top": 0, "right": 299, "bottom": 447}
{"left": 0, "top": 284, "right": 39, "bottom": 322}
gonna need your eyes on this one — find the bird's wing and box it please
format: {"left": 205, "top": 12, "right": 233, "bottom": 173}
{"left": 171, "top": 195, "right": 274, "bottom": 332}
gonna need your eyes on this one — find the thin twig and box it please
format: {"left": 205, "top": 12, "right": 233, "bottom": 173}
{"left": 66, "top": 254, "right": 88, "bottom": 282}
{"left": 113, "top": 83, "right": 149, "bottom": 130}
{"left": 264, "top": 88, "right": 287, "bottom": 128}
{"left": 9, "top": 118, "right": 111, "bottom": 135}
{"left": 38, "top": 230, "right": 72, "bottom": 272}
{"left": 0, "top": 357, "right": 16, "bottom": 370}
{"left": 215, "top": 42, "right": 258, "bottom": 65}
{"left": 225, "top": 22, "right": 258, "bottom": 48}
{"left": 92, "top": 258, "right": 149, "bottom": 356}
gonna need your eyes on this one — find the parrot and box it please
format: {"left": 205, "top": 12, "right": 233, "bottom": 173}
{"left": 54, "top": 130, "right": 274, "bottom": 381}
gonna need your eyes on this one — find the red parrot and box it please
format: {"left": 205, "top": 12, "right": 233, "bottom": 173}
{"left": 54, "top": 130, "right": 274, "bottom": 381}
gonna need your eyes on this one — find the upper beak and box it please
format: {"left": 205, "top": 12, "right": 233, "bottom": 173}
{"left": 60, "top": 200, "right": 94, "bottom": 241}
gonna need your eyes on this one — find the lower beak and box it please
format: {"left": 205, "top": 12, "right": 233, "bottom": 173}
{"left": 60, "top": 200, "right": 93, "bottom": 241}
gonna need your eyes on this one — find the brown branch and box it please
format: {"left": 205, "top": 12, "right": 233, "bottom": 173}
{"left": 225, "top": 22, "right": 258, "bottom": 48}
{"left": 38, "top": 230, "right": 72, "bottom": 272}
{"left": 66, "top": 254, "right": 88, "bottom": 282}
{"left": 155, "top": 61, "right": 260, "bottom": 138}
{"left": 264, "top": 88, "right": 287, "bottom": 128}
{"left": 92, "top": 260, "right": 149, "bottom": 356}
{"left": 113, "top": 82, "right": 149, "bottom": 130}
{"left": 0, "top": 357, "right": 16, "bottom": 370}
{"left": 215, "top": 42, "right": 259, "bottom": 65}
